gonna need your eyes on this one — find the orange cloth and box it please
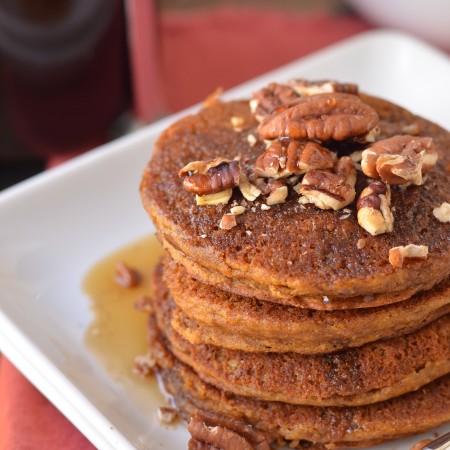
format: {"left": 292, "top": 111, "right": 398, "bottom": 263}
{"left": 0, "top": 8, "right": 371, "bottom": 448}
{"left": 0, "top": 358, "right": 93, "bottom": 450}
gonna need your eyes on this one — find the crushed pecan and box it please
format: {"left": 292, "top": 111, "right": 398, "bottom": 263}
{"left": 219, "top": 213, "right": 237, "bottom": 230}
{"left": 239, "top": 172, "right": 262, "bottom": 201}
{"left": 179, "top": 158, "right": 240, "bottom": 196}
{"left": 298, "top": 156, "right": 356, "bottom": 210}
{"left": 115, "top": 262, "right": 141, "bottom": 288}
{"left": 196, "top": 189, "right": 233, "bottom": 206}
{"left": 157, "top": 406, "right": 179, "bottom": 424}
{"left": 132, "top": 353, "right": 156, "bottom": 377}
{"left": 433, "top": 202, "right": 450, "bottom": 223}
{"left": 188, "top": 410, "right": 270, "bottom": 450}
{"left": 357, "top": 180, "right": 394, "bottom": 235}
{"left": 389, "top": 244, "right": 428, "bottom": 268}
{"left": 254, "top": 140, "right": 334, "bottom": 178}
{"left": 134, "top": 295, "right": 153, "bottom": 313}
{"left": 267, "top": 185, "right": 288, "bottom": 205}
{"left": 258, "top": 93, "right": 379, "bottom": 141}
{"left": 361, "top": 135, "right": 437, "bottom": 185}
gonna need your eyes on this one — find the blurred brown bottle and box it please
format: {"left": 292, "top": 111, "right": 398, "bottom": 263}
{"left": 0, "top": 0, "right": 130, "bottom": 167}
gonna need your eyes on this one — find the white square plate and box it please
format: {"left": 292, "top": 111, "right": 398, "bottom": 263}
{"left": 1, "top": 30, "right": 449, "bottom": 449}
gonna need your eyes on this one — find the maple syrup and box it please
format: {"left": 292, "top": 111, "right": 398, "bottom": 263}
{"left": 83, "top": 234, "right": 166, "bottom": 412}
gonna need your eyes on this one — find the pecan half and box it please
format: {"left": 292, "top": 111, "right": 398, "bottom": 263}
{"left": 250, "top": 82, "right": 299, "bottom": 122}
{"left": 286, "top": 79, "right": 358, "bottom": 97}
{"left": 188, "top": 410, "right": 270, "bottom": 450}
{"left": 179, "top": 158, "right": 240, "bottom": 195}
{"left": 254, "top": 140, "right": 335, "bottom": 178}
{"left": 389, "top": 244, "right": 428, "bottom": 268}
{"left": 357, "top": 180, "right": 394, "bottom": 235}
{"left": 250, "top": 79, "right": 358, "bottom": 122}
{"left": 361, "top": 135, "right": 437, "bottom": 185}
{"left": 258, "top": 93, "right": 379, "bottom": 141}
{"left": 298, "top": 156, "right": 356, "bottom": 210}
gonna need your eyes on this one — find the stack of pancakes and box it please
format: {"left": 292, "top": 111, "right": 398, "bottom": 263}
{"left": 140, "top": 83, "right": 450, "bottom": 448}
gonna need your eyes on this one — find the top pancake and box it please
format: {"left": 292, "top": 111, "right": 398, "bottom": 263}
{"left": 141, "top": 93, "right": 450, "bottom": 307}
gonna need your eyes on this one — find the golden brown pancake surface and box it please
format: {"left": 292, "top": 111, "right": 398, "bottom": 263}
{"left": 141, "top": 94, "right": 450, "bottom": 307}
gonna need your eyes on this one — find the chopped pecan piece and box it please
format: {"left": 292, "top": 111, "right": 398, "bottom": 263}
{"left": 389, "top": 244, "right": 428, "bottom": 268}
{"left": 219, "top": 214, "right": 237, "bottom": 230}
{"left": 361, "top": 135, "right": 437, "bottom": 185}
{"left": 134, "top": 295, "right": 153, "bottom": 313}
{"left": 157, "top": 406, "right": 178, "bottom": 424}
{"left": 179, "top": 158, "right": 240, "bottom": 196}
{"left": 258, "top": 93, "right": 379, "bottom": 141}
{"left": 298, "top": 156, "right": 356, "bottom": 210}
{"left": 239, "top": 172, "right": 261, "bottom": 201}
{"left": 267, "top": 185, "right": 288, "bottom": 205}
{"left": 433, "top": 202, "right": 450, "bottom": 223}
{"left": 132, "top": 353, "right": 156, "bottom": 377}
{"left": 115, "top": 262, "right": 141, "bottom": 288}
{"left": 254, "top": 140, "right": 334, "bottom": 178}
{"left": 230, "top": 205, "right": 246, "bottom": 215}
{"left": 188, "top": 410, "right": 270, "bottom": 450}
{"left": 357, "top": 180, "right": 394, "bottom": 235}
{"left": 196, "top": 189, "right": 233, "bottom": 206}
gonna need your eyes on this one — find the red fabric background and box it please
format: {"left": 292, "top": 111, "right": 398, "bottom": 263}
{"left": 0, "top": 8, "right": 371, "bottom": 449}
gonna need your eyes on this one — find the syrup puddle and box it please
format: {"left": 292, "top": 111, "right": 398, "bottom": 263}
{"left": 83, "top": 234, "right": 166, "bottom": 414}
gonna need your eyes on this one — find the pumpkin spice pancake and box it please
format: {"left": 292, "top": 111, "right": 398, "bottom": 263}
{"left": 162, "top": 254, "right": 450, "bottom": 354}
{"left": 140, "top": 84, "right": 450, "bottom": 310}
{"left": 151, "top": 264, "right": 450, "bottom": 407}
{"left": 148, "top": 317, "right": 450, "bottom": 449}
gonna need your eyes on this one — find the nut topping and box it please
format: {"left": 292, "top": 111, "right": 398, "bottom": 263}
{"left": 267, "top": 185, "right": 288, "bottom": 205}
{"left": 298, "top": 156, "right": 356, "bottom": 210}
{"left": 258, "top": 93, "right": 379, "bottom": 141}
{"left": 250, "top": 82, "right": 299, "bottom": 122}
{"left": 357, "top": 180, "right": 394, "bottom": 235}
{"left": 188, "top": 410, "right": 270, "bottom": 450}
{"left": 196, "top": 189, "right": 233, "bottom": 206}
{"left": 389, "top": 244, "right": 428, "bottom": 268}
{"left": 115, "top": 262, "right": 141, "bottom": 288}
{"left": 433, "top": 202, "right": 450, "bottom": 223}
{"left": 251, "top": 79, "right": 358, "bottom": 122}
{"left": 254, "top": 140, "right": 334, "bottom": 178}
{"left": 157, "top": 406, "right": 179, "bottom": 424}
{"left": 239, "top": 172, "right": 262, "bottom": 201}
{"left": 179, "top": 158, "right": 240, "bottom": 195}
{"left": 219, "top": 214, "right": 237, "bottom": 230}
{"left": 361, "top": 135, "right": 437, "bottom": 185}
{"left": 286, "top": 79, "right": 358, "bottom": 97}
{"left": 133, "top": 352, "right": 156, "bottom": 377}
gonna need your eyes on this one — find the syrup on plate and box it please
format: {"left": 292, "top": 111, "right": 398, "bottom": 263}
{"left": 83, "top": 234, "right": 166, "bottom": 414}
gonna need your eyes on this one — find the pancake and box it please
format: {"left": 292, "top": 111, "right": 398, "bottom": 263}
{"left": 152, "top": 262, "right": 450, "bottom": 407}
{"left": 141, "top": 94, "right": 450, "bottom": 309}
{"left": 163, "top": 254, "right": 450, "bottom": 354}
{"left": 149, "top": 317, "right": 450, "bottom": 449}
